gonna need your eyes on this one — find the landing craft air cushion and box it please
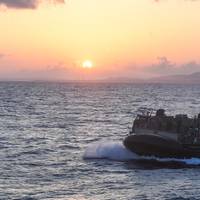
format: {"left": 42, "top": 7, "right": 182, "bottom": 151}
{"left": 124, "top": 109, "right": 200, "bottom": 158}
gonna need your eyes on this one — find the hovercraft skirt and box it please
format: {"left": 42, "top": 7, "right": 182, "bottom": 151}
{"left": 124, "top": 134, "right": 200, "bottom": 159}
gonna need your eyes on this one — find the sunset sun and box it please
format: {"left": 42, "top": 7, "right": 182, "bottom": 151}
{"left": 82, "top": 60, "right": 93, "bottom": 69}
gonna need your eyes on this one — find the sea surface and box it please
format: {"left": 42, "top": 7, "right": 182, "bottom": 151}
{"left": 1, "top": 82, "right": 200, "bottom": 200}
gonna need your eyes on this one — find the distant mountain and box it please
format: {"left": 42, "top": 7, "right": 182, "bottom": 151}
{"left": 101, "top": 72, "right": 200, "bottom": 84}
{"left": 102, "top": 76, "right": 144, "bottom": 83}
{"left": 148, "top": 72, "right": 200, "bottom": 84}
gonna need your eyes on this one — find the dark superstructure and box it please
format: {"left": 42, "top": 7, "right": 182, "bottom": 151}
{"left": 124, "top": 109, "right": 200, "bottom": 158}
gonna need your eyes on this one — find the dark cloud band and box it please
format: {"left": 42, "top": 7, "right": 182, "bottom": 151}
{"left": 0, "top": 54, "right": 5, "bottom": 58}
{"left": 0, "top": 0, "right": 64, "bottom": 9}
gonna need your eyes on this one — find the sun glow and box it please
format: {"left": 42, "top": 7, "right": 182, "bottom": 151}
{"left": 82, "top": 60, "right": 93, "bottom": 69}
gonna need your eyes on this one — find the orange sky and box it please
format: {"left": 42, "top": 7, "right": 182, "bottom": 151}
{"left": 0, "top": 0, "right": 200, "bottom": 80}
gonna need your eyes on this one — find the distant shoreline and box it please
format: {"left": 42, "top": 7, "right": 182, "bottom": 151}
{"left": 0, "top": 80, "right": 200, "bottom": 85}
{"left": 1, "top": 71, "right": 200, "bottom": 84}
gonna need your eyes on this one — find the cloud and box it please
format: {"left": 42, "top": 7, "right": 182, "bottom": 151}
{"left": 177, "top": 61, "right": 200, "bottom": 74}
{"left": 0, "top": 0, "right": 65, "bottom": 9}
{"left": 45, "top": 62, "right": 68, "bottom": 73}
{"left": 154, "top": 0, "right": 200, "bottom": 2}
{"left": 146, "top": 57, "right": 200, "bottom": 76}
{"left": 147, "top": 57, "right": 175, "bottom": 75}
{"left": 0, "top": 53, "right": 5, "bottom": 59}
{"left": 16, "top": 62, "right": 69, "bottom": 80}
{"left": 0, "top": 53, "right": 9, "bottom": 59}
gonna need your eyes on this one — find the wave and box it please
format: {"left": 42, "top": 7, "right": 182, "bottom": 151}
{"left": 83, "top": 140, "right": 200, "bottom": 165}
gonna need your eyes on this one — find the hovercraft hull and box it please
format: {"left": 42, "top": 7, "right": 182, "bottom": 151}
{"left": 124, "top": 134, "right": 200, "bottom": 159}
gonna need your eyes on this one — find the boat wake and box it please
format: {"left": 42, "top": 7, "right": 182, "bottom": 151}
{"left": 83, "top": 140, "right": 200, "bottom": 166}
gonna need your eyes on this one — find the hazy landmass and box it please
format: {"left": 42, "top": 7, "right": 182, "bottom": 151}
{"left": 104, "top": 72, "right": 200, "bottom": 84}
{"left": 148, "top": 72, "right": 200, "bottom": 84}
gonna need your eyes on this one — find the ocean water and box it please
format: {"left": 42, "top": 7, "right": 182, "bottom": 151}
{"left": 1, "top": 82, "right": 200, "bottom": 200}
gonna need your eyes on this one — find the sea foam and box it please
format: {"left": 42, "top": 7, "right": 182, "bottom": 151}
{"left": 83, "top": 140, "right": 138, "bottom": 161}
{"left": 83, "top": 140, "right": 200, "bottom": 165}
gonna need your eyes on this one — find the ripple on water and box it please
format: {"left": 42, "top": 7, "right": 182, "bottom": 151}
{"left": 1, "top": 83, "right": 200, "bottom": 200}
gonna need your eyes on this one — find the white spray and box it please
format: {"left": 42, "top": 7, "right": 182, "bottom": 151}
{"left": 84, "top": 140, "right": 200, "bottom": 165}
